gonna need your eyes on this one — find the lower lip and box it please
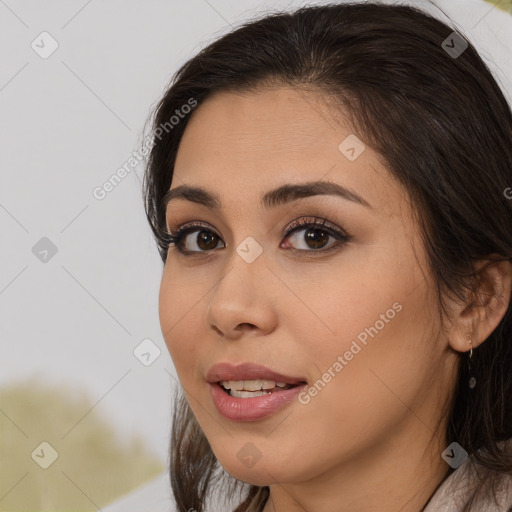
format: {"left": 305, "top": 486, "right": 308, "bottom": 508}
{"left": 209, "top": 382, "right": 307, "bottom": 422}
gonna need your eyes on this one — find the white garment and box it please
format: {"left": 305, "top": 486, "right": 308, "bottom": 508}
{"left": 424, "top": 438, "right": 512, "bottom": 512}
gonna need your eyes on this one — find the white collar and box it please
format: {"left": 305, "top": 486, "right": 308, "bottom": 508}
{"left": 424, "top": 438, "right": 512, "bottom": 511}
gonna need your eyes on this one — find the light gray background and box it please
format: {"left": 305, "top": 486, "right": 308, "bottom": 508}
{"left": 1, "top": 0, "right": 511, "bottom": 508}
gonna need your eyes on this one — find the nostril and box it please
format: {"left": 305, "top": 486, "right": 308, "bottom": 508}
{"left": 237, "top": 323, "right": 256, "bottom": 330}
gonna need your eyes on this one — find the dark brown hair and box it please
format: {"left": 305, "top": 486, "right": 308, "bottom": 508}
{"left": 142, "top": 2, "right": 512, "bottom": 510}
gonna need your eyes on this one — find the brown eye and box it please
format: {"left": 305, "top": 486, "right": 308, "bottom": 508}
{"left": 170, "top": 226, "right": 224, "bottom": 253}
{"left": 195, "top": 230, "right": 220, "bottom": 251}
{"left": 282, "top": 217, "right": 351, "bottom": 253}
{"left": 285, "top": 227, "right": 335, "bottom": 251}
{"left": 305, "top": 229, "right": 329, "bottom": 249}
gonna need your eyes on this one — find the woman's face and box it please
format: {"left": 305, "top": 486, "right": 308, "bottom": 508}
{"left": 159, "top": 86, "right": 454, "bottom": 494}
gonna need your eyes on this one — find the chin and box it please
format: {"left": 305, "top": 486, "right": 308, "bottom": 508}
{"left": 213, "top": 450, "right": 297, "bottom": 487}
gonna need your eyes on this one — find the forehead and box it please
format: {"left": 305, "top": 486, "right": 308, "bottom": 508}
{"left": 177, "top": 86, "right": 342, "bottom": 161}
{"left": 171, "top": 85, "right": 408, "bottom": 218}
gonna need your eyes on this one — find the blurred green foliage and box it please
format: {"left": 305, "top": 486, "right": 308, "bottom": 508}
{"left": 485, "top": 0, "right": 512, "bottom": 14}
{"left": 0, "top": 379, "right": 164, "bottom": 511}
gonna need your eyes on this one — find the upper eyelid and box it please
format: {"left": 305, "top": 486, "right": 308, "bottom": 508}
{"left": 167, "top": 217, "right": 350, "bottom": 245}
{"left": 168, "top": 217, "right": 344, "bottom": 235}
{"left": 286, "top": 217, "right": 345, "bottom": 232}
{"left": 167, "top": 220, "right": 218, "bottom": 236}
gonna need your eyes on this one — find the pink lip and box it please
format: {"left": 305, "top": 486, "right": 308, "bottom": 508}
{"left": 206, "top": 362, "right": 306, "bottom": 385}
{"left": 206, "top": 362, "right": 307, "bottom": 422}
{"left": 209, "top": 382, "right": 307, "bottom": 422}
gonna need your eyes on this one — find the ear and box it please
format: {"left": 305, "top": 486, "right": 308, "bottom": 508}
{"left": 445, "top": 256, "right": 512, "bottom": 353}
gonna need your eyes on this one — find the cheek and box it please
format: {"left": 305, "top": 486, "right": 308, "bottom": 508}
{"left": 293, "top": 276, "right": 435, "bottom": 447}
{"left": 290, "top": 251, "right": 433, "bottom": 387}
{"left": 280, "top": 257, "right": 403, "bottom": 358}
{"left": 297, "top": 235, "right": 431, "bottom": 362}
{"left": 278, "top": 226, "right": 420, "bottom": 345}
{"left": 158, "top": 267, "right": 203, "bottom": 378}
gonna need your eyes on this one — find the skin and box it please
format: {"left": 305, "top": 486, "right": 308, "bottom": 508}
{"left": 158, "top": 85, "right": 512, "bottom": 512}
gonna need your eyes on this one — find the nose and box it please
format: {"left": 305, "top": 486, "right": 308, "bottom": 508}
{"left": 205, "top": 252, "right": 278, "bottom": 340}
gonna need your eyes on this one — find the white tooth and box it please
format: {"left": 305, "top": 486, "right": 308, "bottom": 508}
{"left": 243, "top": 380, "right": 261, "bottom": 391}
{"left": 220, "top": 380, "right": 231, "bottom": 389}
{"left": 260, "top": 379, "right": 276, "bottom": 390}
{"left": 276, "top": 382, "right": 287, "bottom": 388}
{"left": 228, "top": 380, "right": 244, "bottom": 391}
{"left": 230, "top": 389, "right": 269, "bottom": 398}
{"left": 243, "top": 379, "right": 276, "bottom": 391}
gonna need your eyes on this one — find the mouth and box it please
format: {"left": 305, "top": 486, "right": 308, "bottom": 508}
{"left": 208, "top": 377, "right": 308, "bottom": 422}
{"left": 206, "top": 361, "right": 308, "bottom": 397}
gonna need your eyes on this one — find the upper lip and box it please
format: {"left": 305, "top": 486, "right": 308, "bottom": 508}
{"left": 206, "top": 362, "right": 307, "bottom": 385}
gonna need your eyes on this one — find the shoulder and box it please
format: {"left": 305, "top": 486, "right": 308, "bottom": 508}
{"left": 424, "top": 438, "right": 512, "bottom": 512}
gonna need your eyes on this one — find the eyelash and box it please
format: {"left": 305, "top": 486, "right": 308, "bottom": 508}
{"left": 165, "top": 216, "right": 352, "bottom": 256}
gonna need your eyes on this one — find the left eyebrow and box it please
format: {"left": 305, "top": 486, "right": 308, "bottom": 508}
{"left": 162, "top": 180, "right": 372, "bottom": 210}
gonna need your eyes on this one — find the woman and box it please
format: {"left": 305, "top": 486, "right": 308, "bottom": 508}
{"left": 142, "top": 2, "right": 512, "bottom": 511}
